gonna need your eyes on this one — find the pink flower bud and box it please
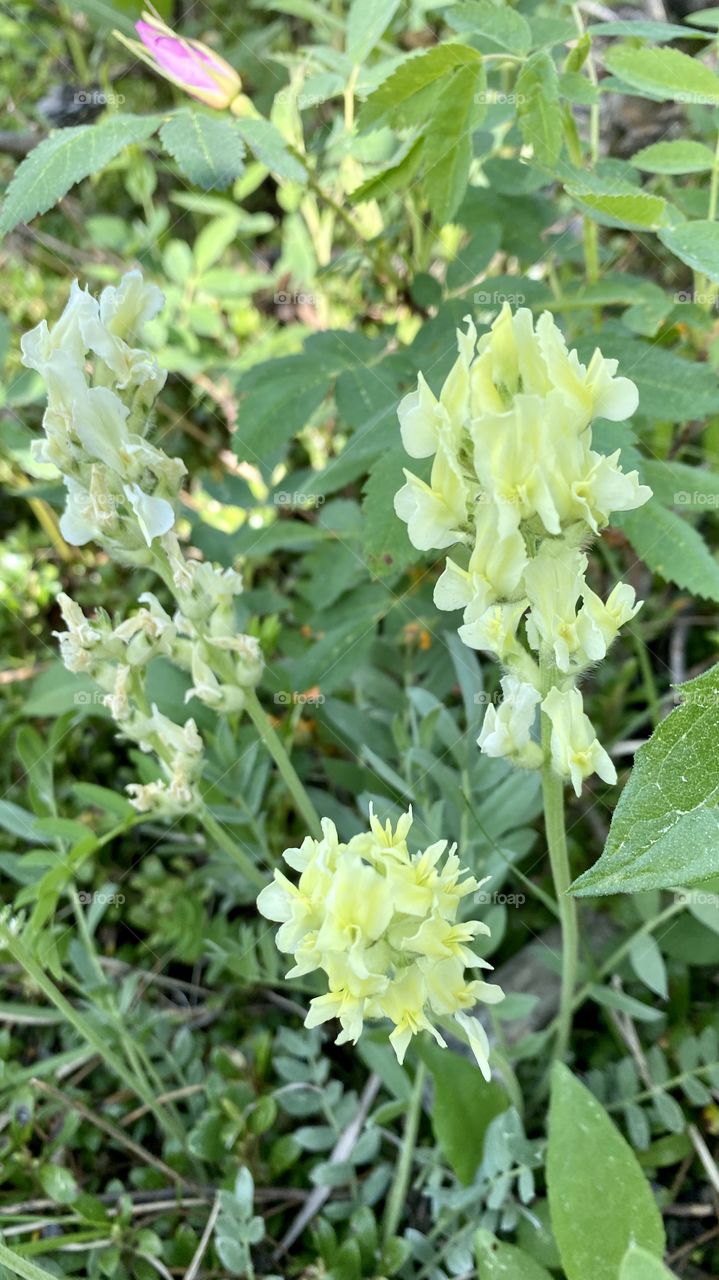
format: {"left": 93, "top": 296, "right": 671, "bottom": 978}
{"left": 126, "top": 12, "right": 241, "bottom": 110}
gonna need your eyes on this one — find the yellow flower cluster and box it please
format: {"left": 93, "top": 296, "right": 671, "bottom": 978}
{"left": 257, "top": 808, "right": 503, "bottom": 1076}
{"left": 394, "top": 304, "right": 652, "bottom": 794}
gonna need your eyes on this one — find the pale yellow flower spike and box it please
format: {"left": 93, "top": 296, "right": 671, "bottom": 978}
{"left": 394, "top": 305, "right": 653, "bottom": 796}
{"left": 257, "top": 808, "right": 503, "bottom": 1078}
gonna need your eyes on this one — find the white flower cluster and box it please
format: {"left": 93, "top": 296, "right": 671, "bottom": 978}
{"left": 22, "top": 271, "right": 179, "bottom": 555}
{"left": 258, "top": 806, "right": 503, "bottom": 1076}
{"left": 25, "top": 272, "right": 264, "bottom": 814}
{"left": 395, "top": 304, "right": 652, "bottom": 795}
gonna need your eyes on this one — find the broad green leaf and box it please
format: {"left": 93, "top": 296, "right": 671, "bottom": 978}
{"left": 0, "top": 114, "right": 162, "bottom": 236}
{"left": 632, "top": 140, "right": 715, "bottom": 173}
{"left": 421, "top": 1043, "right": 508, "bottom": 1184}
{"left": 516, "top": 51, "right": 563, "bottom": 168}
{"left": 589, "top": 19, "right": 711, "bottom": 41}
{"left": 39, "top": 1164, "right": 78, "bottom": 1204}
{"left": 159, "top": 111, "right": 246, "bottom": 190}
{"left": 422, "top": 62, "right": 485, "bottom": 223}
{"left": 687, "top": 6, "right": 719, "bottom": 27}
{"left": 362, "top": 448, "right": 417, "bottom": 579}
{"left": 571, "top": 665, "right": 719, "bottom": 897}
{"left": 475, "top": 1231, "right": 553, "bottom": 1280}
{"left": 547, "top": 1064, "right": 665, "bottom": 1280}
{"left": 615, "top": 500, "right": 719, "bottom": 602}
{"left": 346, "top": 0, "right": 401, "bottom": 63}
{"left": 659, "top": 220, "right": 719, "bottom": 283}
{"left": 619, "top": 1245, "right": 678, "bottom": 1280}
{"left": 359, "top": 43, "right": 482, "bottom": 131}
{"left": 559, "top": 71, "right": 600, "bottom": 106}
{"left": 233, "top": 117, "right": 306, "bottom": 181}
{"left": 445, "top": 0, "right": 532, "bottom": 55}
{"left": 629, "top": 933, "right": 668, "bottom": 1000}
{"left": 567, "top": 188, "right": 670, "bottom": 230}
{"left": 348, "top": 136, "right": 424, "bottom": 203}
{"left": 605, "top": 45, "right": 719, "bottom": 104}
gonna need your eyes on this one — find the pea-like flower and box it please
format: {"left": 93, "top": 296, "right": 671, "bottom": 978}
{"left": 257, "top": 808, "right": 504, "bottom": 1076}
{"left": 25, "top": 272, "right": 264, "bottom": 815}
{"left": 394, "top": 303, "right": 653, "bottom": 794}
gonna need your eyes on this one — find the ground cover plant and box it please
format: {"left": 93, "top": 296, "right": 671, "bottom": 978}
{"left": 2, "top": 1, "right": 719, "bottom": 1277}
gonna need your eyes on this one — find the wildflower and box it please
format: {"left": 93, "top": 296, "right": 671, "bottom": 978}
{"left": 27, "top": 272, "right": 264, "bottom": 816}
{"left": 477, "top": 675, "right": 543, "bottom": 769}
{"left": 394, "top": 441, "right": 469, "bottom": 551}
{"left": 394, "top": 303, "right": 653, "bottom": 795}
{"left": 258, "top": 807, "right": 503, "bottom": 1077}
{"left": 116, "top": 12, "right": 242, "bottom": 111}
{"left": 542, "top": 687, "right": 616, "bottom": 796}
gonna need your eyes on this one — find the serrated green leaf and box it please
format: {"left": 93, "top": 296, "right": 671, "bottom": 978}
{"left": 632, "top": 140, "right": 715, "bottom": 174}
{"left": 346, "top": 0, "right": 401, "bottom": 63}
{"left": 571, "top": 665, "right": 719, "bottom": 897}
{"left": 567, "top": 188, "right": 670, "bottom": 230}
{"left": 659, "top": 220, "right": 719, "bottom": 283}
{"left": 159, "top": 110, "right": 246, "bottom": 190}
{"left": 516, "top": 51, "right": 563, "bottom": 168}
{"left": 359, "top": 43, "right": 482, "bottom": 131}
{"left": 422, "top": 61, "right": 485, "bottom": 223}
{"left": 616, "top": 499, "right": 719, "bottom": 601}
{"left": 234, "top": 116, "right": 307, "bottom": 181}
{"left": 445, "top": 0, "right": 531, "bottom": 55}
{"left": 605, "top": 44, "right": 719, "bottom": 104}
{"left": 548, "top": 1064, "right": 665, "bottom": 1280}
{"left": 475, "top": 1230, "right": 553, "bottom": 1280}
{"left": 641, "top": 458, "right": 719, "bottom": 507}
{"left": 234, "top": 332, "right": 376, "bottom": 463}
{"left": 619, "top": 1245, "right": 678, "bottom": 1280}
{"left": 0, "top": 114, "right": 162, "bottom": 236}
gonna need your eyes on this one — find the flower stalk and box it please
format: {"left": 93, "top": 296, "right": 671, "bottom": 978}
{"left": 540, "top": 673, "right": 579, "bottom": 1065}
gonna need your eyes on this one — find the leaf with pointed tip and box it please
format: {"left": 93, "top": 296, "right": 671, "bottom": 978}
{"left": 548, "top": 1064, "right": 665, "bottom": 1280}
{"left": 571, "top": 665, "right": 719, "bottom": 897}
{"left": 0, "top": 114, "right": 162, "bottom": 236}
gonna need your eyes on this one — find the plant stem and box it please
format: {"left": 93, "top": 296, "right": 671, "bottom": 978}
{"left": 383, "top": 1061, "right": 425, "bottom": 1244}
{"left": 201, "top": 808, "right": 267, "bottom": 889}
{"left": 244, "top": 690, "right": 323, "bottom": 839}
{"left": 571, "top": 3, "right": 601, "bottom": 287}
{"left": 540, "top": 697, "right": 578, "bottom": 1065}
